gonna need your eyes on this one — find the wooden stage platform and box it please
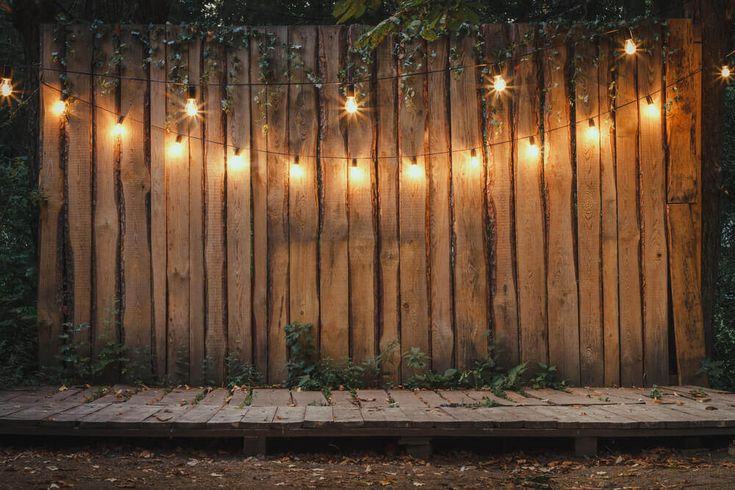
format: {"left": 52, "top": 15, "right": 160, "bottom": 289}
{"left": 1, "top": 385, "right": 734, "bottom": 457}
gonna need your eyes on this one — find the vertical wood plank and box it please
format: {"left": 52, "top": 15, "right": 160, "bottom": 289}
{"left": 398, "top": 38, "right": 429, "bottom": 376}
{"left": 375, "top": 35, "right": 401, "bottom": 380}
{"left": 615, "top": 32, "right": 644, "bottom": 386}
{"left": 119, "top": 28, "right": 152, "bottom": 372}
{"left": 427, "top": 38, "right": 454, "bottom": 372}
{"left": 599, "top": 37, "right": 621, "bottom": 386}
{"left": 483, "top": 24, "right": 519, "bottom": 368}
{"left": 188, "top": 36, "right": 205, "bottom": 385}
{"left": 288, "top": 27, "right": 320, "bottom": 342}
{"left": 347, "top": 26, "right": 377, "bottom": 363}
{"left": 638, "top": 26, "right": 668, "bottom": 386}
{"left": 165, "top": 27, "right": 190, "bottom": 381}
{"left": 250, "top": 29, "right": 269, "bottom": 375}
{"left": 38, "top": 25, "right": 65, "bottom": 366}
{"left": 226, "top": 33, "right": 253, "bottom": 365}
{"left": 317, "top": 26, "right": 349, "bottom": 363}
{"left": 513, "top": 25, "right": 547, "bottom": 368}
{"left": 92, "top": 28, "right": 119, "bottom": 352}
{"left": 449, "top": 33, "right": 489, "bottom": 368}
{"left": 204, "top": 39, "right": 227, "bottom": 383}
{"left": 149, "top": 26, "right": 168, "bottom": 378}
{"left": 66, "top": 25, "right": 93, "bottom": 351}
{"left": 574, "top": 33, "right": 603, "bottom": 386}
{"left": 266, "top": 27, "right": 289, "bottom": 382}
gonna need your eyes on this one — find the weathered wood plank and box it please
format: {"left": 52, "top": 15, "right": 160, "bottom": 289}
{"left": 149, "top": 26, "right": 168, "bottom": 378}
{"left": 375, "top": 34, "right": 401, "bottom": 381}
{"left": 92, "top": 27, "right": 119, "bottom": 354}
{"left": 66, "top": 25, "right": 93, "bottom": 351}
{"left": 291, "top": 390, "right": 328, "bottom": 407}
{"left": 398, "top": 37, "right": 430, "bottom": 378}
{"left": 638, "top": 26, "right": 669, "bottom": 386}
{"left": 449, "top": 32, "right": 489, "bottom": 368}
{"left": 574, "top": 30, "right": 603, "bottom": 386}
{"left": 426, "top": 38, "right": 454, "bottom": 373}
{"left": 119, "top": 28, "right": 152, "bottom": 374}
{"left": 203, "top": 39, "right": 227, "bottom": 383}
{"left": 288, "top": 26, "right": 320, "bottom": 347}
{"left": 174, "top": 389, "right": 229, "bottom": 427}
{"left": 38, "top": 25, "right": 65, "bottom": 366}
{"left": 483, "top": 24, "right": 519, "bottom": 368}
{"left": 303, "top": 405, "right": 333, "bottom": 427}
{"left": 347, "top": 25, "right": 377, "bottom": 363}
{"left": 513, "top": 25, "right": 547, "bottom": 368}
{"left": 317, "top": 26, "right": 349, "bottom": 363}
{"left": 615, "top": 31, "right": 643, "bottom": 386}
{"left": 250, "top": 389, "right": 292, "bottom": 407}
{"left": 543, "top": 29, "right": 580, "bottom": 384}
{"left": 226, "top": 34, "right": 253, "bottom": 365}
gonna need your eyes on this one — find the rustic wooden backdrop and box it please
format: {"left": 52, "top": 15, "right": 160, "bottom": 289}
{"left": 37, "top": 20, "right": 706, "bottom": 386}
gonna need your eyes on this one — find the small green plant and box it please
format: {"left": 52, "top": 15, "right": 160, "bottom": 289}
{"left": 530, "top": 363, "right": 567, "bottom": 390}
{"left": 650, "top": 385, "right": 663, "bottom": 400}
{"left": 225, "top": 353, "right": 264, "bottom": 388}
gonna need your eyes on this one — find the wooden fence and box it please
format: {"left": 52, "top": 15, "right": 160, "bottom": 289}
{"left": 37, "top": 20, "right": 706, "bottom": 386}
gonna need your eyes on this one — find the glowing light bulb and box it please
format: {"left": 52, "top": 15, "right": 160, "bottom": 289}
{"left": 349, "top": 158, "right": 363, "bottom": 181}
{"left": 229, "top": 149, "right": 246, "bottom": 171}
{"left": 644, "top": 95, "right": 658, "bottom": 118}
{"left": 111, "top": 116, "right": 125, "bottom": 137}
{"left": 624, "top": 38, "right": 637, "bottom": 55}
{"left": 722, "top": 65, "right": 731, "bottom": 79}
{"left": 51, "top": 99, "right": 66, "bottom": 116}
{"left": 586, "top": 118, "right": 599, "bottom": 141}
{"left": 469, "top": 149, "right": 482, "bottom": 169}
{"left": 185, "top": 84, "right": 198, "bottom": 117}
{"left": 169, "top": 135, "right": 184, "bottom": 157}
{"left": 493, "top": 75, "right": 507, "bottom": 93}
{"left": 526, "top": 136, "right": 540, "bottom": 159}
{"left": 0, "top": 78, "right": 11, "bottom": 97}
{"left": 407, "top": 157, "right": 423, "bottom": 179}
{"left": 291, "top": 156, "right": 304, "bottom": 179}
{"left": 345, "top": 83, "right": 358, "bottom": 114}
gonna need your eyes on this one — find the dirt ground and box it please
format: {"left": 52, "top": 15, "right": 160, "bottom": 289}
{"left": 2, "top": 439, "right": 735, "bottom": 489}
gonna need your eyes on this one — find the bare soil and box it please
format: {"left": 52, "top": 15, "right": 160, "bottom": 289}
{"left": 2, "top": 440, "right": 735, "bottom": 489}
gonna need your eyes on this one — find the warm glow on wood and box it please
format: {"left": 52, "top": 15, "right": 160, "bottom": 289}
{"left": 624, "top": 38, "right": 637, "bottom": 55}
{"left": 51, "top": 99, "right": 66, "bottom": 116}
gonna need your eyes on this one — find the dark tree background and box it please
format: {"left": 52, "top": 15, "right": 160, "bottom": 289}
{"left": 0, "top": 0, "right": 732, "bottom": 386}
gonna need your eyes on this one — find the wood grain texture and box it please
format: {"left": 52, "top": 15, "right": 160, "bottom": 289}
{"left": 119, "top": 28, "right": 152, "bottom": 372}
{"left": 317, "top": 26, "right": 349, "bottom": 363}
{"left": 427, "top": 38, "right": 454, "bottom": 373}
{"left": 375, "top": 35, "right": 401, "bottom": 380}
{"left": 66, "top": 25, "right": 93, "bottom": 351}
{"left": 92, "top": 28, "right": 120, "bottom": 353}
{"left": 543, "top": 30, "right": 580, "bottom": 384}
{"left": 574, "top": 31, "right": 603, "bottom": 386}
{"left": 226, "top": 35, "right": 253, "bottom": 364}
{"left": 513, "top": 25, "right": 547, "bottom": 368}
{"left": 637, "top": 27, "right": 668, "bottom": 386}
{"left": 483, "top": 24, "right": 519, "bottom": 368}
{"left": 615, "top": 32, "right": 644, "bottom": 386}
{"left": 449, "top": 33, "right": 489, "bottom": 368}
{"left": 38, "top": 25, "right": 65, "bottom": 366}
{"left": 398, "top": 38, "right": 429, "bottom": 377}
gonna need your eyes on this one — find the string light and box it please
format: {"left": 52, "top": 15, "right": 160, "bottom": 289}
{"left": 0, "top": 67, "right": 12, "bottom": 97}
{"left": 721, "top": 65, "right": 731, "bottom": 79}
{"left": 526, "top": 136, "right": 540, "bottom": 159}
{"left": 185, "top": 84, "right": 198, "bottom": 117}
{"left": 469, "top": 149, "right": 482, "bottom": 168}
{"left": 291, "top": 155, "right": 304, "bottom": 178}
{"left": 345, "top": 83, "right": 358, "bottom": 114}
{"left": 586, "top": 118, "right": 599, "bottom": 140}
{"left": 349, "top": 158, "right": 363, "bottom": 180}
{"left": 407, "top": 156, "right": 423, "bottom": 179}
{"left": 644, "top": 95, "right": 658, "bottom": 118}
{"left": 112, "top": 115, "right": 125, "bottom": 137}
{"left": 51, "top": 99, "right": 66, "bottom": 116}
{"left": 169, "top": 134, "right": 184, "bottom": 157}
{"left": 492, "top": 74, "right": 507, "bottom": 93}
{"left": 229, "top": 147, "right": 246, "bottom": 171}
{"left": 624, "top": 38, "right": 637, "bottom": 55}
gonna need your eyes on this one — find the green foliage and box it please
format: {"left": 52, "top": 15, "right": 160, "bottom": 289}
{"left": 529, "top": 363, "right": 567, "bottom": 390}
{"left": 225, "top": 353, "right": 264, "bottom": 388}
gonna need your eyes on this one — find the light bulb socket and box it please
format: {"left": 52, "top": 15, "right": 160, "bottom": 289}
{"left": 2, "top": 66, "right": 11, "bottom": 78}
{"left": 351, "top": 158, "right": 358, "bottom": 167}
{"left": 529, "top": 136, "right": 536, "bottom": 146}
{"left": 117, "top": 115, "right": 125, "bottom": 125}
{"left": 411, "top": 156, "right": 418, "bottom": 166}
{"left": 471, "top": 149, "right": 477, "bottom": 157}
{"left": 294, "top": 156, "right": 300, "bottom": 165}
{"left": 234, "top": 147, "right": 241, "bottom": 156}
{"left": 646, "top": 95, "right": 654, "bottom": 106}
{"left": 175, "top": 134, "right": 183, "bottom": 144}
{"left": 588, "top": 118, "right": 595, "bottom": 128}
{"left": 346, "top": 83, "right": 355, "bottom": 98}
{"left": 187, "top": 84, "right": 196, "bottom": 99}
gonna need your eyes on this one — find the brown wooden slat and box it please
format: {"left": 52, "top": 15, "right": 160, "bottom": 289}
{"left": 615, "top": 30, "right": 644, "bottom": 386}
{"left": 449, "top": 32, "right": 489, "bottom": 368}
{"left": 37, "top": 25, "right": 65, "bottom": 366}
{"left": 226, "top": 34, "right": 253, "bottom": 364}
{"left": 543, "top": 28, "right": 580, "bottom": 384}
{"left": 375, "top": 34, "right": 401, "bottom": 381}
{"left": 483, "top": 24, "right": 519, "bottom": 368}
{"left": 174, "top": 389, "right": 229, "bottom": 427}
{"left": 66, "top": 25, "right": 93, "bottom": 350}
{"left": 92, "top": 27, "right": 120, "bottom": 353}
{"left": 316, "top": 25, "right": 349, "bottom": 363}
{"left": 119, "top": 27, "right": 152, "bottom": 373}
{"left": 250, "top": 389, "right": 292, "bottom": 407}
{"left": 303, "top": 406, "right": 333, "bottom": 428}
{"left": 398, "top": 37, "right": 430, "bottom": 378}
{"left": 638, "top": 26, "right": 669, "bottom": 386}
{"left": 574, "top": 29, "right": 603, "bottom": 386}
{"left": 291, "top": 390, "right": 328, "bottom": 407}
{"left": 288, "top": 26, "right": 320, "bottom": 348}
